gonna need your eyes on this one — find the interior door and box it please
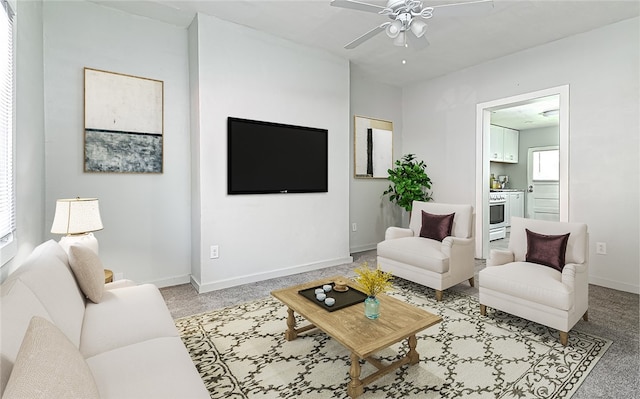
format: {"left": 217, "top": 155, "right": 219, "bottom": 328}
{"left": 526, "top": 146, "right": 560, "bottom": 221}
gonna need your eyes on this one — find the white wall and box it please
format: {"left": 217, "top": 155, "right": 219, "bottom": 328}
{"left": 187, "top": 17, "right": 202, "bottom": 285}
{"left": 349, "top": 64, "right": 404, "bottom": 252}
{"left": 403, "top": 18, "right": 639, "bottom": 293}
{"left": 190, "top": 14, "right": 351, "bottom": 292}
{"left": 9, "top": 2, "right": 638, "bottom": 295}
{"left": 42, "top": 1, "right": 192, "bottom": 286}
{"left": 0, "top": 0, "right": 46, "bottom": 282}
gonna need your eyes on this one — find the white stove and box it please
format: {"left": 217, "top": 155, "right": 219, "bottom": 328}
{"left": 489, "top": 192, "right": 507, "bottom": 241}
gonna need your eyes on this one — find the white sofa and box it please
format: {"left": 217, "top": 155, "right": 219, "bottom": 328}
{"left": 479, "top": 217, "right": 589, "bottom": 346}
{"left": 0, "top": 240, "right": 209, "bottom": 398}
{"left": 377, "top": 201, "right": 475, "bottom": 301}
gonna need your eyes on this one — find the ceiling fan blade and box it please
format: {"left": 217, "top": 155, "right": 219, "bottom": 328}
{"left": 406, "top": 33, "right": 430, "bottom": 50}
{"left": 344, "top": 24, "right": 387, "bottom": 49}
{"left": 330, "top": 0, "right": 386, "bottom": 14}
{"left": 431, "top": 0, "right": 494, "bottom": 17}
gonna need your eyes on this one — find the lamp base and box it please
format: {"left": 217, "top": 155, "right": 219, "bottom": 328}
{"left": 59, "top": 233, "right": 99, "bottom": 255}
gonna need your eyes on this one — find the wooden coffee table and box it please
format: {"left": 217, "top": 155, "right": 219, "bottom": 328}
{"left": 271, "top": 275, "right": 442, "bottom": 398}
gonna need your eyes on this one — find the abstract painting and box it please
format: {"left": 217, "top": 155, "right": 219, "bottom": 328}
{"left": 354, "top": 116, "right": 393, "bottom": 178}
{"left": 84, "top": 68, "right": 164, "bottom": 173}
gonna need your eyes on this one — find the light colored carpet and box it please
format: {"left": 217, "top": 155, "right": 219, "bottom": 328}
{"left": 175, "top": 278, "right": 610, "bottom": 399}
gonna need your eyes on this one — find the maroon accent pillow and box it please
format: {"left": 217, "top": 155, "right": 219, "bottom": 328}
{"left": 525, "top": 229, "right": 570, "bottom": 272}
{"left": 419, "top": 211, "right": 455, "bottom": 242}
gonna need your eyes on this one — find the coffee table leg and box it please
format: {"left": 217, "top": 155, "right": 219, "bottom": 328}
{"left": 347, "top": 352, "right": 364, "bottom": 398}
{"left": 285, "top": 307, "right": 297, "bottom": 341}
{"left": 407, "top": 334, "right": 419, "bottom": 365}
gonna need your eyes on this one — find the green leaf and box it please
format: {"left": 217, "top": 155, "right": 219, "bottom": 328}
{"left": 381, "top": 153, "right": 433, "bottom": 211}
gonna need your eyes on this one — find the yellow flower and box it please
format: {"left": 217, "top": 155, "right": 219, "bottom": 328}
{"left": 354, "top": 262, "right": 393, "bottom": 297}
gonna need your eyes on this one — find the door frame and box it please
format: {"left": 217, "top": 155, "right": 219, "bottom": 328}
{"left": 475, "top": 85, "right": 570, "bottom": 258}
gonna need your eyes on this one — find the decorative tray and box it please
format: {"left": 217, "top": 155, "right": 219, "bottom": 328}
{"left": 298, "top": 282, "right": 367, "bottom": 312}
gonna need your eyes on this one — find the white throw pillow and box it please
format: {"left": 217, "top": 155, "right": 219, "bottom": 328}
{"left": 68, "top": 244, "right": 104, "bottom": 303}
{"left": 3, "top": 317, "right": 100, "bottom": 399}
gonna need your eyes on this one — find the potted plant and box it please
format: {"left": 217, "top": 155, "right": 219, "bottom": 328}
{"left": 382, "top": 153, "right": 432, "bottom": 212}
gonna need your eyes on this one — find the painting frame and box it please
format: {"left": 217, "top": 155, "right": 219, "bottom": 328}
{"left": 84, "top": 67, "right": 164, "bottom": 174}
{"left": 354, "top": 115, "right": 393, "bottom": 179}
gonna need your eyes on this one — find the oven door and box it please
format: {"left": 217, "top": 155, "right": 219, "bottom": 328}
{"left": 489, "top": 202, "right": 506, "bottom": 228}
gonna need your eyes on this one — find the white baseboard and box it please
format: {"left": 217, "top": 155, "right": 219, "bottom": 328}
{"left": 148, "top": 274, "right": 192, "bottom": 288}
{"left": 192, "top": 256, "right": 354, "bottom": 294}
{"left": 349, "top": 243, "right": 377, "bottom": 254}
{"left": 589, "top": 276, "right": 639, "bottom": 294}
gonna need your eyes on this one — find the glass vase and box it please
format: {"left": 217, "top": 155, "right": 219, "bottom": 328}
{"left": 364, "top": 296, "right": 380, "bottom": 319}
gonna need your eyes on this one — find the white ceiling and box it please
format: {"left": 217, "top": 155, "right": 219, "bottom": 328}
{"left": 90, "top": 0, "right": 638, "bottom": 129}
{"left": 92, "top": 0, "right": 639, "bottom": 87}
{"left": 491, "top": 94, "right": 559, "bottom": 130}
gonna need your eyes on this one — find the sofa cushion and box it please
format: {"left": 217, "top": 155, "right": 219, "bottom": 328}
{"left": 80, "top": 284, "right": 180, "bottom": 358}
{"left": 479, "top": 262, "right": 572, "bottom": 311}
{"left": 409, "top": 202, "right": 473, "bottom": 239}
{"left": 525, "top": 229, "right": 570, "bottom": 272}
{"left": 1, "top": 240, "right": 85, "bottom": 349}
{"left": 68, "top": 244, "right": 105, "bottom": 303}
{"left": 419, "top": 211, "right": 454, "bottom": 241}
{"left": 509, "top": 217, "right": 588, "bottom": 265}
{"left": 86, "top": 337, "right": 210, "bottom": 399}
{"left": 377, "top": 237, "right": 449, "bottom": 273}
{"left": 0, "top": 279, "right": 54, "bottom": 396}
{"left": 3, "top": 317, "right": 100, "bottom": 399}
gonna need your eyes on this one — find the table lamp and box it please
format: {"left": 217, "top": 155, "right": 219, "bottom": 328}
{"left": 51, "top": 197, "right": 103, "bottom": 254}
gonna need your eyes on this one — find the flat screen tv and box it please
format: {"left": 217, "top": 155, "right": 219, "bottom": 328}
{"left": 227, "top": 117, "right": 328, "bottom": 195}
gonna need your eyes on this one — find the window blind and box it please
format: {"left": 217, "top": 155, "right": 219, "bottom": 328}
{"left": 0, "top": 0, "right": 15, "bottom": 243}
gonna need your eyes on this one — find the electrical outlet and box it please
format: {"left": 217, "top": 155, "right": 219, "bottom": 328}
{"left": 210, "top": 245, "right": 219, "bottom": 259}
{"left": 596, "top": 242, "right": 607, "bottom": 255}
{"left": 352, "top": 223, "right": 357, "bottom": 232}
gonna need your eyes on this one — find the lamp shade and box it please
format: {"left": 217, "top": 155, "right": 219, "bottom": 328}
{"left": 393, "top": 31, "right": 406, "bottom": 47}
{"left": 51, "top": 198, "right": 103, "bottom": 235}
{"left": 385, "top": 19, "right": 403, "bottom": 39}
{"left": 410, "top": 19, "right": 427, "bottom": 38}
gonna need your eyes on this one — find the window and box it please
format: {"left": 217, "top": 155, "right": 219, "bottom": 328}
{"left": 0, "top": 0, "right": 15, "bottom": 266}
{"left": 532, "top": 149, "right": 559, "bottom": 181}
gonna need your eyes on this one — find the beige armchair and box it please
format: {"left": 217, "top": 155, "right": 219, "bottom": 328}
{"left": 377, "top": 201, "right": 475, "bottom": 301}
{"left": 479, "top": 217, "right": 589, "bottom": 346}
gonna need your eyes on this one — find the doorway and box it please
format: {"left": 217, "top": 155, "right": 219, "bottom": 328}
{"left": 475, "top": 86, "right": 570, "bottom": 259}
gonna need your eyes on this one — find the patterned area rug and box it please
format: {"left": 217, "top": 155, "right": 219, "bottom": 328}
{"left": 176, "top": 279, "right": 610, "bottom": 399}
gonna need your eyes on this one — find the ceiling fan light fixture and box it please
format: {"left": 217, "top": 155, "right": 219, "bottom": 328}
{"left": 410, "top": 19, "right": 427, "bottom": 38}
{"left": 385, "top": 19, "right": 403, "bottom": 38}
{"left": 334, "top": 0, "right": 489, "bottom": 50}
{"left": 393, "top": 31, "right": 406, "bottom": 46}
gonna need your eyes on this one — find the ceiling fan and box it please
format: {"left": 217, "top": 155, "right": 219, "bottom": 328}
{"left": 331, "top": 0, "right": 494, "bottom": 50}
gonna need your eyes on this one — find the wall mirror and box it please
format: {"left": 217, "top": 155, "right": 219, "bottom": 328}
{"left": 354, "top": 116, "right": 393, "bottom": 178}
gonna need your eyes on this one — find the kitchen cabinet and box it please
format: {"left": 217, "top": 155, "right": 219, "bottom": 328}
{"left": 507, "top": 191, "right": 524, "bottom": 227}
{"left": 490, "top": 125, "right": 519, "bottom": 163}
{"left": 489, "top": 125, "right": 504, "bottom": 162}
{"left": 503, "top": 128, "right": 519, "bottom": 162}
